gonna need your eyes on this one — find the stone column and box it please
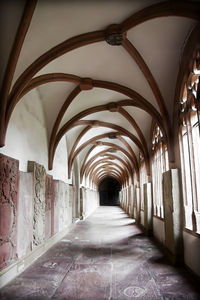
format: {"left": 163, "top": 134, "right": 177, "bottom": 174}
{"left": 163, "top": 169, "right": 183, "bottom": 264}
{"left": 28, "top": 161, "right": 46, "bottom": 248}
{"left": 143, "top": 182, "right": 153, "bottom": 236}
{"left": 0, "top": 154, "right": 19, "bottom": 271}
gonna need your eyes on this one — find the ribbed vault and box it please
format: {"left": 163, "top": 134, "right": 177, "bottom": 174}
{"left": 0, "top": 0, "right": 200, "bottom": 189}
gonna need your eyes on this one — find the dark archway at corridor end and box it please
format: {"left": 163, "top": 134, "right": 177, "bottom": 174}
{"left": 98, "top": 176, "right": 121, "bottom": 206}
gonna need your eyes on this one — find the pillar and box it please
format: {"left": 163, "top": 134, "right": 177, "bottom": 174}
{"left": 163, "top": 169, "right": 183, "bottom": 264}
{"left": 143, "top": 182, "right": 153, "bottom": 236}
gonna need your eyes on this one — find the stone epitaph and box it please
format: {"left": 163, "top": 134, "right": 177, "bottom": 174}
{"left": 0, "top": 154, "right": 19, "bottom": 271}
{"left": 135, "top": 187, "right": 140, "bottom": 224}
{"left": 28, "top": 161, "right": 46, "bottom": 247}
{"left": 163, "top": 169, "right": 183, "bottom": 264}
{"left": 143, "top": 183, "right": 153, "bottom": 235}
{"left": 45, "top": 175, "right": 53, "bottom": 240}
{"left": 17, "top": 172, "right": 33, "bottom": 258}
{"left": 53, "top": 180, "right": 59, "bottom": 235}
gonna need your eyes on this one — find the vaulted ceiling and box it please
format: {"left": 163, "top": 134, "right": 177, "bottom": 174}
{"left": 1, "top": 0, "right": 200, "bottom": 187}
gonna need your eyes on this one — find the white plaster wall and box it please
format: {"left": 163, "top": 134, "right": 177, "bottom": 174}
{"left": 50, "top": 136, "right": 69, "bottom": 183}
{"left": 153, "top": 217, "right": 165, "bottom": 245}
{"left": 183, "top": 231, "right": 200, "bottom": 277}
{"left": 0, "top": 89, "right": 68, "bottom": 183}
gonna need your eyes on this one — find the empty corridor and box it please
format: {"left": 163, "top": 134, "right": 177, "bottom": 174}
{"left": 0, "top": 206, "right": 200, "bottom": 300}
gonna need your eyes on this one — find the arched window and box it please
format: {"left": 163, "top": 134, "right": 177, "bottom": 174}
{"left": 151, "top": 125, "right": 169, "bottom": 218}
{"left": 139, "top": 152, "right": 147, "bottom": 211}
{"left": 179, "top": 51, "right": 200, "bottom": 234}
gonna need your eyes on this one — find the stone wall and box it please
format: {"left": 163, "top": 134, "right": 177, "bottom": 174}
{"left": 0, "top": 153, "right": 75, "bottom": 277}
{"left": 0, "top": 154, "right": 19, "bottom": 271}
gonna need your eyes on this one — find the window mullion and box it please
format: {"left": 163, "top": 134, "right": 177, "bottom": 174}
{"left": 186, "top": 113, "right": 197, "bottom": 231}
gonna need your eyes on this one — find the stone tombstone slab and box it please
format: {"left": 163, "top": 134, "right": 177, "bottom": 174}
{"left": 63, "top": 183, "right": 69, "bottom": 228}
{"left": 51, "top": 180, "right": 55, "bottom": 237}
{"left": 28, "top": 161, "right": 46, "bottom": 247}
{"left": 17, "top": 172, "right": 33, "bottom": 259}
{"left": 136, "top": 187, "right": 140, "bottom": 224}
{"left": 45, "top": 175, "right": 53, "bottom": 240}
{"left": 129, "top": 185, "right": 134, "bottom": 218}
{"left": 72, "top": 185, "right": 76, "bottom": 221}
{"left": 133, "top": 185, "right": 137, "bottom": 219}
{"left": 58, "top": 181, "right": 65, "bottom": 231}
{"left": 0, "top": 154, "right": 19, "bottom": 271}
{"left": 66, "top": 184, "right": 73, "bottom": 226}
{"left": 143, "top": 182, "right": 153, "bottom": 235}
{"left": 53, "top": 180, "right": 59, "bottom": 235}
{"left": 163, "top": 169, "right": 182, "bottom": 259}
{"left": 69, "top": 184, "right": 75, "bottom": 222}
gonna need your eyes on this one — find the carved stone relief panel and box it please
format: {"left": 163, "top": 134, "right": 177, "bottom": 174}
{"left": 45, "top": 175, "right": 53, "bottom": 240}
{"left": 53, "top": 180, "right": 59, "bottom": 235}
{"left": 58, "top": 181, "right": 65, "bottom": 231}
{"left": 17, "top": 172, "right": 33, "bottom": 259}
{"left": 0, "top": 154, "right": 19, "bottom": 271}
{"left": 28, "top": 161, "right": 46, "bottom": 247}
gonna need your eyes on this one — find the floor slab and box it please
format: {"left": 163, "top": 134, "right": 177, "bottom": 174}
{"left": 0, "top": 206, "right": 200, "bottom": 299}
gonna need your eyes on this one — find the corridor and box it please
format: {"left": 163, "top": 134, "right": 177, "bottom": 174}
{"left": 0, "top": 206, "right": 200, "bottom": 300}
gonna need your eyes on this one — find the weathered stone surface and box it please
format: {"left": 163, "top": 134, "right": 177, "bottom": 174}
{"left": 2, "top": 207, "right": 199, "bottom": 299}
{"left": 133, "top": 185, "right": 137, "bottom": 219}
{"left": 143, "top": 182, "right": 153, "bottom": 235}
{"left": 136, "top": 187, "right": 140, "bottom": 224}
{"left": 67, "top": 185, "right": 73, "bottom": 226}
{"left": 28, "top": 161, "right": 46, "bottom": 247}
{"left": 45, "top": 175, "right": 53, "bottom": 240}
{"left": 53, "top": 180, "right": 59, "bottom": 235}
{"left": 82, "top": 188, "right": 99, "bottom": 219}
{"left": 58, "top": 182, "right": 67, "bottom": 231}
{"left": 17, "top": 172, "right": 33, "bottom": 259}
{"left": 69, "top": 185, "right": 75, "bottom": 222}
{"left": 0, "top": 154, "right": 19, "bottom": 271}
{"left": 53, "top": 181, "right": 72, "bottom": 234}
{"left": 163, "top": 169, "right": 182, "bottom": 261}
{"left": 129, "top": 185, "right": 134, "bottom": 218}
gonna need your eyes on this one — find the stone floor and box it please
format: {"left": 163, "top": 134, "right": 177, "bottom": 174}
{"left": 0, "top": 206, "right": 200, "bottom": 299}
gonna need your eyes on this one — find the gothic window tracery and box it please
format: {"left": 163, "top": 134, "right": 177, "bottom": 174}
{"left": 151, "top": 125, "right": 169, "bottom": 218}
{"left": 179, "top": 51, "right": 200, "bottom": 233}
